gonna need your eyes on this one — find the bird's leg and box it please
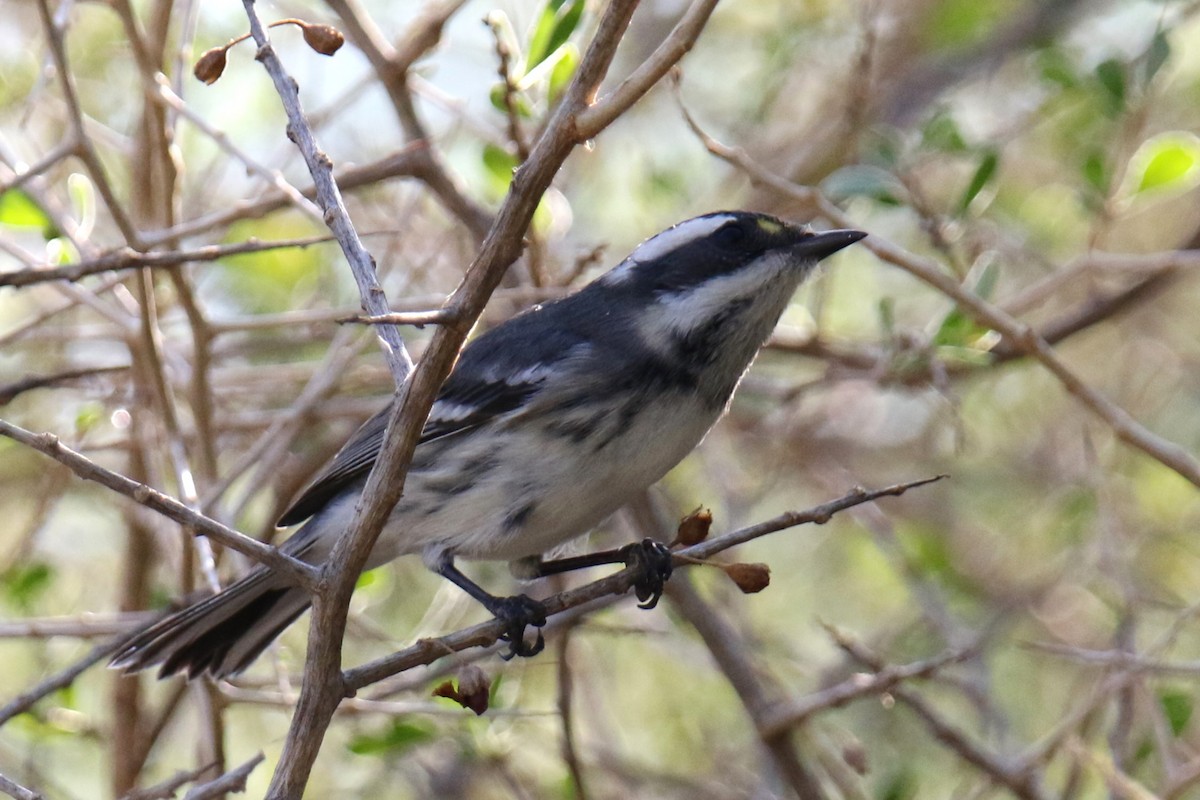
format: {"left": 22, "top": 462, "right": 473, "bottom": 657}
{"left": 523, "top": 539, "right": 674, "bottom": 609}
{"left": 434, "top": 557, "right": 546, "bottom": 659}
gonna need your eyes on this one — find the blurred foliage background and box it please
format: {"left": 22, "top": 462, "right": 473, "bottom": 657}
{"left": 3, "top": 0, "right": 1200, "bottom": 797}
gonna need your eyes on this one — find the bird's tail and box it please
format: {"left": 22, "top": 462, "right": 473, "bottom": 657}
{"left": 110, "top": 569, "right": 311, "bottom": 679}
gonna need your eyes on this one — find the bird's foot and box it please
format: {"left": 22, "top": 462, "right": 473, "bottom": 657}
{"left": 621, "top": 538, "right": 674, "bottom": 609}
{"left": 492, "top": 594, "right": 547, "bottom": 660}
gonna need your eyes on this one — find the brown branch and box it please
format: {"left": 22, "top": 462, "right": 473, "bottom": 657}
{"left": 0, "top": 613, "right": 152, "bottom": 639}
{"left": 262, "top": 0, "right": 648, "bottom": 791}
{"left": 0, "top": 419, "right": 320, "bottom": 592}
{"left": 574, "top": 0, "right": 720, "bottom": 139}
{"left": 35, "top": 0, "right": 142, "bottom": 248}
{"left": 834, "top": 628, "right": 1049, "bottom": 800}
{"left": 0, "top": 235, "right": 340, "bottom": 289}
{"left": 339, "top": 308, "right": 457, "bottom": 327}
{"left": 322, "top": 0, "right": 492, "bottom": 240}
{"left": 665, "top": 575, "right": 826, "bottom": 799}
{"left": 767, "top": 268, "right": 1180, "bottom": 386}
{"left": 119, "top": 760, "right": 216, "bottom": 800}
{"left": 239, "top": 2, "right": 412, "bottom": 386}
{"left": 0, "top": 366, "right": 128, "bottom": 405}
{"left": 0, "top": 774, "right": 44, "bottom": 800}
{"left": 140, "top": 146, "right": 430, "bottom": 247}
{"left": 757, "top": 641, "right": 980, "bottom": 737}
{"left": 342, "top": 476, "right": 942, "bottom": 691}
{"left": 179, "top": 753, "right": 264, "bottom": 800}
{"left": 0, "top": 634, "right": 131, "bottom": 727}
{"left": 556, "top": 628, "right": 591, "bottom": 800}
{"left": 682, "top": 111, "right": 1200, "bottom": 489}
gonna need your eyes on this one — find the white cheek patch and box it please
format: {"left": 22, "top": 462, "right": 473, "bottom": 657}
{"left": 599, "top": 214, "right": 738, "bottom": 286}
{"left": 638, "top": 251, "right": 792, "bottom": 342}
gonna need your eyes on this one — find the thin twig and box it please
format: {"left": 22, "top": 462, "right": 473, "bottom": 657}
{"left": 0, "top": 419, "right": 320, "bottom": 592}
{"left": 0, "top": 773, "right": 44, "bottom": 800}
{"left": 239, "top": 1, "right": 412, "bottom": 386}
{"left": 0, "top": 634, "right": 130, "bottom": 726}
{"left": 342, "top": 476, "right": 942, "bottom": 691}
{"left": 182, "top": 753, "right": 264, "bottom": 800}
{"left": 681, "top": 109, "right": 1200, "bottom": 489}
{"left": 0, "top": 234, "right": 340, "bottom": 289}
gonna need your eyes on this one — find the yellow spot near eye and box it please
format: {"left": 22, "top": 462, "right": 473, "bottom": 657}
{"left": 756, "top": 218, "right": 783, "bottom": 234}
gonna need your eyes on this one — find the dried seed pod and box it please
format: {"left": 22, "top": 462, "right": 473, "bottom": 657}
{"left": 432, "top": 665, "right": 491, "bottom": 715}
{"left": 722, "top": 562, "right": 770, "bottom": 594}
{"left": 673, "top": 507, "right": 712, "bottom": 547}
{"left": 194, "top": 47, "right": 228, "bottom": 85}
{"left": 301, "top": 22, "right": 345, "bottom": 56}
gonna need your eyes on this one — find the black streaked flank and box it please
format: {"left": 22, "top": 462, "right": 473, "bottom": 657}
{"left": 504, "top": 502, "right": 537, "bottom": 532}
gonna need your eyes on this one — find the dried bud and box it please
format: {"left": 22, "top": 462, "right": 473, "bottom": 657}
{"left": 432, "top": 665, "right": 491, "bottom": 716}
{"left": 672, "top": 507, "right": 712, "bottom": 547}
{"left": 194, "top": 47, "right": 228, "bottom": 85}
{"left": 301, "top": 22, "right": 345, "bottom": 56}
{"left": 842, "top": 741, "right": 869, "bottom": 775}
{"left": 722, "top": 562, "right": 770, "bottom": 594}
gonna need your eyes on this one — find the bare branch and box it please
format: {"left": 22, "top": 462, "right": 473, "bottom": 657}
{"left": 182, "top": 753, "right": 264, "bottom": 800}
{"left": 575, "top": 0, "right": 721, "bottom": 139}
{"left": 0, "top": 235, "right": 340, "bottom": 289}
{"left": 238, "top": 2, "right": 414, "bottom": 383}
{"left": 682, "top": 112, "right": 1200, "bottom": 489}
{"left": 0, "top": 773, "right": 44, "bottom": 800}
{"left": 263, "top": 2, "right": 648, "bottom": 791}
{"left": 343, "top": 476, "right": 941, "bottom": 691}
{"left": 0, "top": 419, "right": 320, "bottom": 592}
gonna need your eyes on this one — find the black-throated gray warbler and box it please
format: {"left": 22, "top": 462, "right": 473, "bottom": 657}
{"left": 111, "top": 211, "right": 865, "bottom": 678}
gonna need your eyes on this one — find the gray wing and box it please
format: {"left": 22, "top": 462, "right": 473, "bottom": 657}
{"left": 275, "top": 299, "right": 607, "bottom": 528}
{"left": 274, "top": 366, "right": 551, "bottom": 528}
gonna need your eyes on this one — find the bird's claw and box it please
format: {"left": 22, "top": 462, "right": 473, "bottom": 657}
{"left": 622, "top": 538, "right": 674, "bottom": 609}
{"left": 493, "top": 594, "right": 547, "bottom": 660}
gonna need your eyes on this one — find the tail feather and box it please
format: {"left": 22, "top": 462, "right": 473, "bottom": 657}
{"left": 110, "top": 570, "right": 312, "bottom": 679}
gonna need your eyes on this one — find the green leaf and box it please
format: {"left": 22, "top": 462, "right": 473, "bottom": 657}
{"left": 488, "top": 83, "right": 533, "bottom": 118}
{"left": 880, "top": 770, "right": 918, "bottom": 800}
{"left": 525, "top": 0, "right": 584, "bottom": 72}
{"left": 1094, "top": 58, "right": 1126, "bottom": 116}
{"left": 1129, "top": 132, "right": 1200, "bottom": 195}
{"left": 935, "top": 344, "right": 994, "bottom": 367}
{"left": 347, "top": 718, "right": 435, "bottom": 755}
{"left": 973, "top": 258, "right": 999, "bottom": 301}
{"left": 1081, "top": 150, "right": 1108, "bottom": 194}
{"left": 482, "top": 143, "right": 519, "bottom": 194}
{"left": 933, "top": 308, "right": 977, "bottom": 347}
{"left": 547, "top": 43, "right": 579, "bottom": 104}
{"left": 878, "top": 298, "right": 896, "bottom": 335}
{"left": 1140, "top": 29, "right": 1170, "bottom": 88}
{"left": 67, "top": 173, "right": 96, "bottom": 236}
{"left": 958, "top": 149, "right": 999, "bottom": 214}
{"left": 0, "top": 189, "right": 58, "bottom": 238}
{"left": 921, "top": 111, "right": 967, "bottom": 153}
{"left": 3, "top": 562, "right": 54, "bottom": 610}
{"left": 1037, "top": 47, "right": 1078, "bottom": 90}
{"left": 75, "top": 401, "right": 105, "bottom": 435}
{"left": 820, "top": 165, "right": 905, "bottom": 206}
{"left": 1160, "top": 689, "right": 1193, "bottom": 736}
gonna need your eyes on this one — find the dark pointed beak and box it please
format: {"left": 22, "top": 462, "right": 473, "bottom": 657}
{"left": 789, "top": 229, "right": 867, "bottom": 260}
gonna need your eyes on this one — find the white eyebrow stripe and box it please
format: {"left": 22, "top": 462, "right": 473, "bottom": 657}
{"left": 629, "top": 214, "right": 735, "bottom": 263}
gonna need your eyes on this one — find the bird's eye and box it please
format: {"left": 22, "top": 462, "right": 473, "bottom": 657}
{"left": 713, "top": 221, "right": 747, "bottom": 248}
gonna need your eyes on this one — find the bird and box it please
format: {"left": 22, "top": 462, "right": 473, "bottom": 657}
{"left": 110, "top": 210, "right": 865, "bottom": 679}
